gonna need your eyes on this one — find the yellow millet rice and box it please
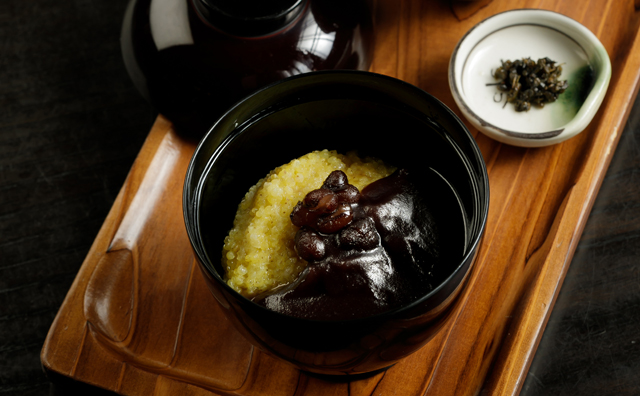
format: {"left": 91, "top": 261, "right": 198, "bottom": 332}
{"left": 222, "top": 150, "right": 395, "bottom": 297}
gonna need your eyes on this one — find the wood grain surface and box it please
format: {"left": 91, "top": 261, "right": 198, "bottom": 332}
{"left": 519, "top": 95, "right": 640, "bottom": 395}
{"left": 40, "top": 0, "right": 640, "bottom": 395}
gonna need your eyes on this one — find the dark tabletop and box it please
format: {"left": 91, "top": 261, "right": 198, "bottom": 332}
{"left": 1, "top": 1, "right": 639, "bottom": 395}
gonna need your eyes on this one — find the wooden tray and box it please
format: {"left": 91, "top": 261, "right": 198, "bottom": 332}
{"left": 42, "top": 0, "right": 640, "bottom": 395}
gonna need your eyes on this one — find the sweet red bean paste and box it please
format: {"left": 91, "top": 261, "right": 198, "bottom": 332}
{"left": 253, "top": 169, "right": 465, "bottom": 320}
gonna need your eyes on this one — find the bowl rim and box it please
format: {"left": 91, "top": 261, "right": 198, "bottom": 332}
{"left": 448, "top": 8, "right": 612, "bottom": 147}
{"left": 183, "top": 69, "right": 490, "bottom": 324}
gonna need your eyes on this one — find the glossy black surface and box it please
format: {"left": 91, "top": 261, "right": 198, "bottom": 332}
{"left": 121, "top": 0, "right": 374, "bottom": 138}
{"left": 197, "top": 0, "right": 305, "bottom": 37}
{"left": 183, "top": 70, "right": 489, "bottom": 374}
{"left": 2, "top": 0, "right": 639, "bottom": 394}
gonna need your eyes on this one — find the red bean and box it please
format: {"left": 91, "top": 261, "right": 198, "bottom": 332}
{"left": 295, "top": 228, "right": 326, "bottom": 261}
{"left": 322, "top": 170, "right": 348, "bottom": 191}
{"left": 291, "top": 171, "right": 361, "bottom": 234}
{"left": 317, "top": 203, "right": 353, "bottom": 234}
{"left": 335, "top": 184, "right": 360, "bottom": 204}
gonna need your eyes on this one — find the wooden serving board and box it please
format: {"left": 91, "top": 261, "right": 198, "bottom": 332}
{"left": 41, "top": 0, "right": 640, "bottom": 395}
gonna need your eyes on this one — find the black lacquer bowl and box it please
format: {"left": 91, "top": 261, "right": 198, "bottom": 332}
{"left": 183, "top": 71, "right": 489, "bottom": 375}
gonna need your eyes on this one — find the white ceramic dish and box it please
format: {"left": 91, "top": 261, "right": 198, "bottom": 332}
{"left": 449, "top": 9, "right": 611, "bottom": 147}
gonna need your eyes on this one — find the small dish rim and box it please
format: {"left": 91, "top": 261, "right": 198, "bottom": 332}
{"left": 448, "top": 8, "right": 612, "bottom": 147}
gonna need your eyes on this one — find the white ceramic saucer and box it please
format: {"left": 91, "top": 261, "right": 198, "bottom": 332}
{"left": 449, "top": 9, "right": 611, "bottom": 147}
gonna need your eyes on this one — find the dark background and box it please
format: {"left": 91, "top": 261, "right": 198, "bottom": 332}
{"left": 1, "top": 1, "right": 638, "bottom": 395}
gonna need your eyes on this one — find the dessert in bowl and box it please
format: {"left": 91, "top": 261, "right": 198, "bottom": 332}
{"left": 183, "top": 70, "right": 489, "bottom": 375}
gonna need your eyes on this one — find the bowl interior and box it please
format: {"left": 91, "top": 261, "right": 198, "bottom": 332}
{"left": 186, "top": 72, "right": 488, "bottom": 317}
{"left": 450, "top": 9, "right": 611, "bottom": 146}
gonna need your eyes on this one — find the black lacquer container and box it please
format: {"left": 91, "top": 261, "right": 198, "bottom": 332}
{"left": 121, "top": 0, "right": 374, "bottom": 137}
{"left": 183, "top": 71, "right": 489, "bottom": 375}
